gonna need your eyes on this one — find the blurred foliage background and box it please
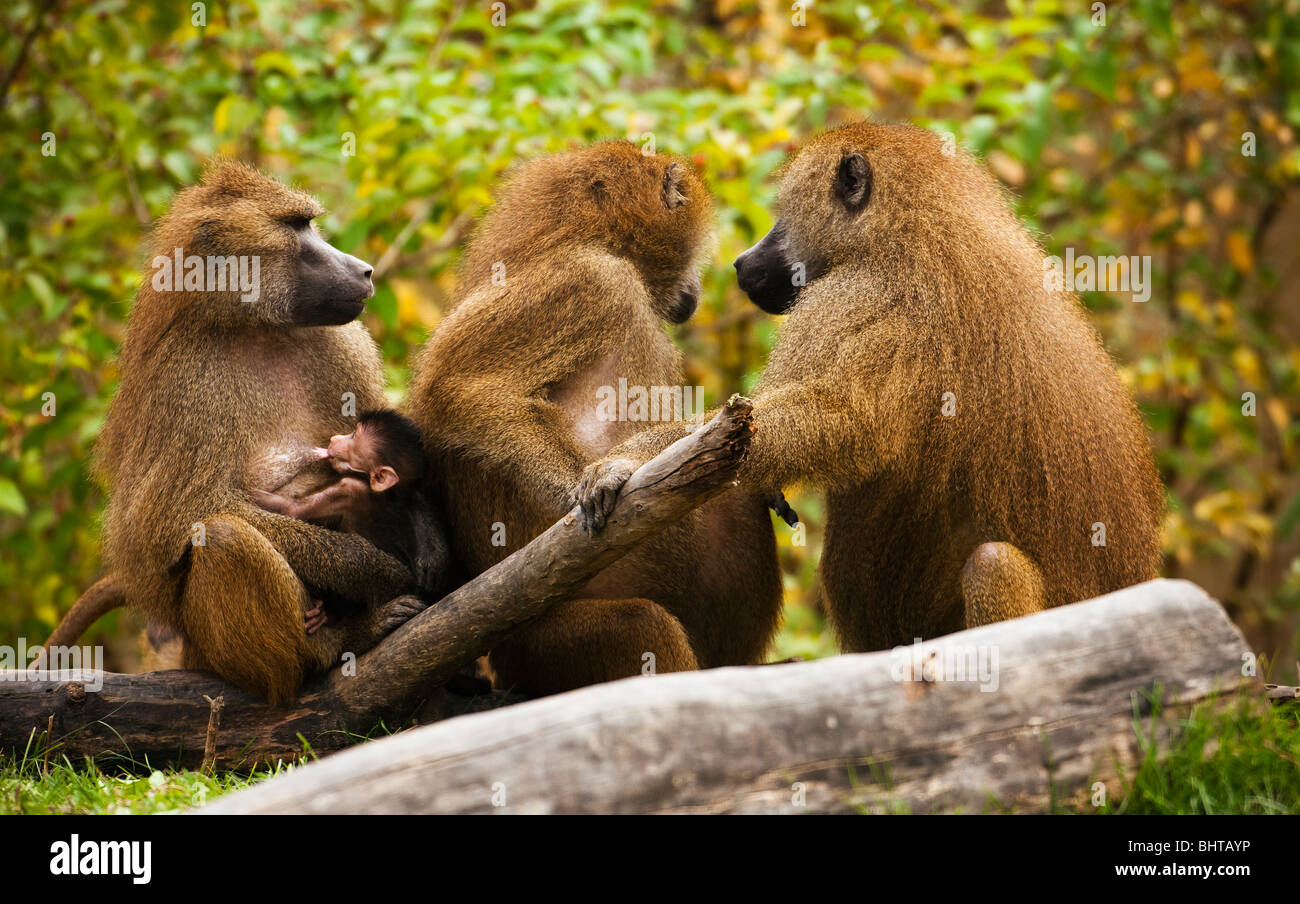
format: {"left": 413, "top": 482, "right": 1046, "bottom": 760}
{"left": 1, "top": 0, "right": 1298, "bottom": 676}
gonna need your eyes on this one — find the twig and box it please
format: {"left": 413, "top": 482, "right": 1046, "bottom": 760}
{"left": 372, "top": 205, "right": 474, "bottom": 279}
{"left": 41, "top": 714, "right": 52, "bottom": 775}
{"left": 0, "top": 0, "right": 57, "bottom": 108}
{"left": 200, "top": 695, "right": 225, "bottom": 774}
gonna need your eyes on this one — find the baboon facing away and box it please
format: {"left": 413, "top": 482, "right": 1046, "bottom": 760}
{"left": 96, "top": 160, "right": 425, "bottom": 703}
{"left": 578, "top": 122, "right": 1164, "bottom": 651}
{"left": 409, "top": 142, "right": 782, "bottom": 696}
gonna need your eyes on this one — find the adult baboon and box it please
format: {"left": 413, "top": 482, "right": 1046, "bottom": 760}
{"left": 409, "top": 142, "right": 782, "bottom": 696}
{"left": 91, "top": 160, "right": 423, "bottom": 703}
{"left": 577, "top": 122, "right": 1164, "bottom": 651}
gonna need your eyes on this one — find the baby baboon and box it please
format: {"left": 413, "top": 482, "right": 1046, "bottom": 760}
{"left": 93, "top": 160, "right": 425, "bottom": 703}
{"left": 409, "top": 141, "right": 782, "bottom": 696}
{"left": 578, "top": 122, "right": 1164, "bottom": 651}
{"left": 254, "top": 408, "right": 451, "bottom": 628}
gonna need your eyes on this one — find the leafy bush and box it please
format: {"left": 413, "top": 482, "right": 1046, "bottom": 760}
{"left": 1, "top": 0, "right": 1297, "bottom": 672}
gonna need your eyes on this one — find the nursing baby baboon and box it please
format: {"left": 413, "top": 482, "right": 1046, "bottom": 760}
{"left": 90, "top": 160, "right": 425, "bottom": 703}
{"left": 409, "top": 141, "right": 782, "bottom": 696}
{"left": 578, "top": 122, "right": 1163, "bottom": 651}
{"left": 254, "top": 407, "right": 451, "bottom": 625}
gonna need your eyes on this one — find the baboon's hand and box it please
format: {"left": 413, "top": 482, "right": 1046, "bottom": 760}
{"left": 303, "top": 599, "right": 331, "bottom": 635}
{"left": 569, "top": 458, "right": 639, "bottom": 532}
{"left": 372, "top": 594, "right": 430, "bottom": 636}
{"left": 767, "top": 491, "right": 800, "bottom": 527}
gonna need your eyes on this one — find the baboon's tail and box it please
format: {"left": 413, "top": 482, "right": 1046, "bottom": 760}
{"left": 41, "top": 574, "right": 127, "bottom": 651}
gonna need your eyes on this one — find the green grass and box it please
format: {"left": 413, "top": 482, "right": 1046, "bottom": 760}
{"left": 768, "top": 597, "right": 839, "bottom": 662}
{"left": 1098, "top": 694, "right": 1300, "bottom": 815}
{"left": 0, "top": 755, "right": 289, "bottom": 815}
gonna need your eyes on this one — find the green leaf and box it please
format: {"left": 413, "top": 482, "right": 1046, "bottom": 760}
{"left": 0, "top": 479, "right": 28, "bottom": 517}
{"left": 25, "top": 272, "right": 65, "bottom": 319}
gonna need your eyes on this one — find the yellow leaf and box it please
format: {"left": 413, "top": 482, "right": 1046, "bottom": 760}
{"left": 1176, "top": 290, "right": 1210, "bottom": 324}
{"left": 1232, "top": 346, "right": 1262, "bottom": 386}
{"left": 1266, "top": 398, "right": 1289, "bottom": 438}
{"left": 254, "top": 51, "right": 299, "bottom": 77}
{"left": 392, "top": 278, "right": 442, "bottom": 330}
{"left": 1070, "top": 134, "right": 1098, "bottom": 158}
{"left": 263, "top": 106, "right": 288, "bottom": 146}
{"left": 1192, "top": 490, "right": 1234, "bottom": 523}
{"left": 1209, "top": 183, "right": 1235, "bottom": 216}
{"left": 1226, "top": 231, "right": 1253, "bottom": 272}
{"left": 987, "top": 150, "right": 1025, "bottom": 187}
{"left": 213, "top": 95, "right": 234, "bottom": 134}
{"left": 1214, "top": 299, "right": 1236, "bottom": 330}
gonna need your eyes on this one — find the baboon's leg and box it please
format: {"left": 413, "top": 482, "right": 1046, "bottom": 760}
{"left": 488, "top": 597, "right": 698, "bottom": 697}
{"left": 180, "top": 514, "right": 340, "bottom": 704}
{"left": 960, "top": 541, "right": 1048, "bottom": 629}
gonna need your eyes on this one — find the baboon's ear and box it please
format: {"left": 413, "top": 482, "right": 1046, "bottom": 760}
{"left": 192, "top": 219, "right": 220, "bottom": 253}
{"left": 833, "top": 153, "right": 872, "bottom": 214}
{"left": 662, "top": 162, "right": 688, "bottom": 209}
{"left": 590, "top": 178, "right": 609, "bottom": 206}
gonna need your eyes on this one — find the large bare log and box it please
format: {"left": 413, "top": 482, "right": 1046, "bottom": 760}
{"left": 0, "top": 399, "right": 756, "bottom": 770}
{"left": 204, "top": 579, "right": 1252, "bottom": 815}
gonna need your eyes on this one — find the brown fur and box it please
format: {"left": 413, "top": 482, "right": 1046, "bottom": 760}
{"left": 408, "top": 142, "right": 782, "bottom": 695}
{"left": 96, "top": 160, "right": 421, "bottom": 703}
{"left": 598, "top": 122, "right": 1164, "bottom": 649}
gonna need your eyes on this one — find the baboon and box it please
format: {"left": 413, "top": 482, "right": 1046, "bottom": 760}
{"left": 577, "top": 122, "right": 1164, "bottom": 651}
{"left": 409, "top": 141, "right": 782, "bottom": 696}
{"left": 253, "top": 407, "right": 451, "bottom": 624}
{"left": 86, "top": 160, "right": 424, "bottom": 703}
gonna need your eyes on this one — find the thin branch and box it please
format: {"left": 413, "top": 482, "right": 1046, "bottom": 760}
{"left": 0, "top": 0, "right": 58, "bottom": 108}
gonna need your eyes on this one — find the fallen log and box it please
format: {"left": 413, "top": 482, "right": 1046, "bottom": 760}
{"left": 203, "top": 578, "right": 1252, "bottom": 814}
{"left": 0, "top": 399, "right": 755, "bottom": 770}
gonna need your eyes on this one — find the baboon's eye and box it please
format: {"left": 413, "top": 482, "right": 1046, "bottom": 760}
{"left": 282, "top": 215, "right": 313, "bottom": 230}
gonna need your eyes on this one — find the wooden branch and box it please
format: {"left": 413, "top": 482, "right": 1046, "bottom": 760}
{"left": 202, "top": 579, "right": 1253, "bottom": 815}
{"left": 1265, "top": 684, "right": 1299, "bottom": 701}
{"left": 0, "top": 399, "right": 757, "bottom": 770}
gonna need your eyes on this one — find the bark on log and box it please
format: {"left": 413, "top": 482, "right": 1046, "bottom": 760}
{"left": 203, "top": 579, "right": 1252, "bottom": 815}
{"left": 0, "top": 399, "right": 756, "bottom": 770}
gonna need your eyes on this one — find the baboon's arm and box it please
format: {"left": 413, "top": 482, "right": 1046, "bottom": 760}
{"left": 739, "top": 380, "right": 879, "bottom": 491}
{"left": 252, "top": 481, "right": 357, "bottom": 525}
{"left": 408, "top": 505, "right": 451, "bottom": 598}
{"left": 251, "top": 489, "right": 305, "bottom": 518}
{"left": 419, "top": 257, "right": 656, "bottom": 510}
{"left": 240, "top": 505, "right": 411, "bottom": 605}
{"left": 600, "top": 380, "right": 874, "bottom": 490}
{"left": 437, "top": 377, "right": 593, "bottom": 509}
{"left": 605, "top": 418, "right": 700, "bottom": 461}
{"left": 572, "top": 380, "right": 878, "bottom": 529}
